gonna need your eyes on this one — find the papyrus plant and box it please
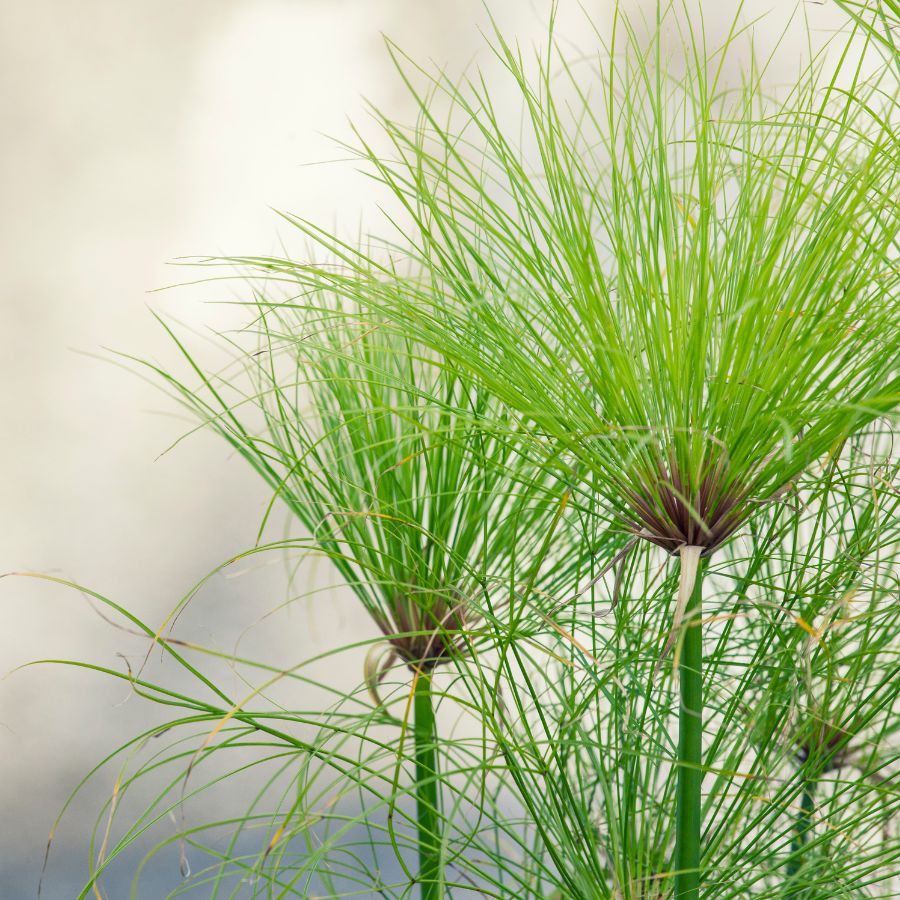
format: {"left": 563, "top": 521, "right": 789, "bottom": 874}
{"left": 222, "top": 4, "right": 899, "bottom": 893}
{"left": 140, "top": 301, "right": 579, "bottom": 897}
{"left": 456, "top": 424, "right": 900, "bottom": 897}
{"left": 28, "top": 2, "right": 899, "bottom": 897}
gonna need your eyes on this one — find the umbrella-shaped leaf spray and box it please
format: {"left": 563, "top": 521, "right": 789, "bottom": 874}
{"left": 145, "top": 303, "right": 577, "bottom": 897}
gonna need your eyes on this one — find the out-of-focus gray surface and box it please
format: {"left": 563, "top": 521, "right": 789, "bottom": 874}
{"left": 0, "top": 2, "right": 848, "bottom": 896}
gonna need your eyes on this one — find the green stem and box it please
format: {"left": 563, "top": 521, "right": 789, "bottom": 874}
{"left": 675, "top": 551, "right": 706, "bottom": 900}
{"left": 786, "top": 779, "right": 816, "bottom": 890}
{"left": 413, "top": 671, "right": 441, "bottom": 899}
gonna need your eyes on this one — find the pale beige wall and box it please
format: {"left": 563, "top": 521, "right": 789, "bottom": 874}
{"left": 0, "top": 1, "right": 850, "bottom": 895}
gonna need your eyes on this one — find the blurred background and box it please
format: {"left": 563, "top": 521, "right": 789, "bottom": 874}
{"left": 0, "top": 1, "right": 849, "bottom": 896}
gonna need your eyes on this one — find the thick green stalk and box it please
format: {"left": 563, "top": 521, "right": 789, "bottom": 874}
{"left": 675, "top": 549, "right": 706, "bottom": 899}
{"left": 413, "top": 671, "right": 441, "bottom": 899}
{"left": 786, "top": 779, "right": 816, "bottom": 891}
